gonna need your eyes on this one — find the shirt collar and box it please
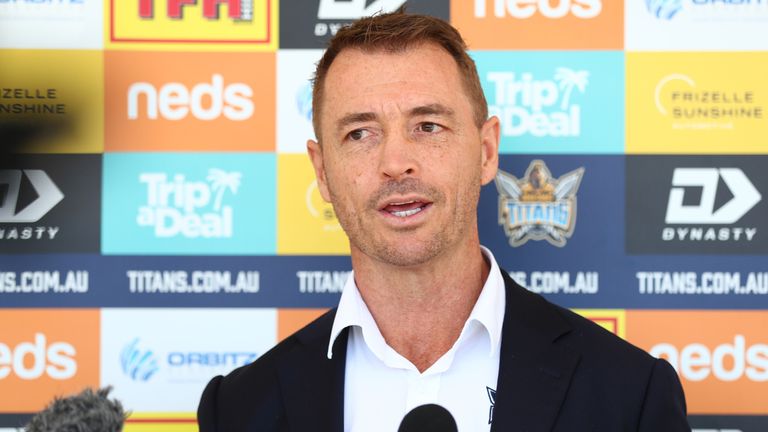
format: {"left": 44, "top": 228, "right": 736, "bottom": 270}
{"left": 327, "top": 246, "right": 506, "bottom": 359}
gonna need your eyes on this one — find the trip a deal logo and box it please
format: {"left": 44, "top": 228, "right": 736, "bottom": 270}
{"left": 107, "top": 0, "right": 276, "bottom": 50}
{"left": 102, "top": 153, "right": 276, "bottom": 255}
{"left": 474, "top": 51, "right": 624, "bottom": 154}
{"left": 626, "top": 156, "right": 767, "bottom": 254}
{"left": 495, "top": 160, "right": 584, "bottom": 247}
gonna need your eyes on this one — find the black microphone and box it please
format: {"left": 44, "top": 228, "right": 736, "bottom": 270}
{"left": 398, "top": 404, "right": 458, "bottom": 432}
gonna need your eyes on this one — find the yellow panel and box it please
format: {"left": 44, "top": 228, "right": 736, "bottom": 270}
{"left": 572, "top": 309, "right": 626, "bottom": 340}
{"left": 0, "top": 50, "right": 103, "bottom": 153}
{"left": 124, "top": 412, "right": 198, "bottom": 432}
{"left": 106, "top": 0, "right": 277, "bottom": 51}
{"left": 627, "top": 52, "right": 768, "bottom": 154}
{"left": 277, "top": 154, "right": 350, "bottom": 255}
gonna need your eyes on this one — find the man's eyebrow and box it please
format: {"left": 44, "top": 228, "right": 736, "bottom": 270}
{"left": 336, "top": 112, "right": 378, "bottom": 132}
{"left": 409, "top": 104, "right": 455, "bottom": 119}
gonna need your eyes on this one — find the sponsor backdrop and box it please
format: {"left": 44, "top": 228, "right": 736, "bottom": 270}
{"left": 0, "top": 0, "right": 766, "bottom": 430}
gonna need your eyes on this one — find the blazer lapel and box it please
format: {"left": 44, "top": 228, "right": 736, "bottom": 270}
{"left": 277, "top": 309, "right": 348, "bottom": 432}
{"left": 491, "top": 272, "right": 581, "bottom": 432}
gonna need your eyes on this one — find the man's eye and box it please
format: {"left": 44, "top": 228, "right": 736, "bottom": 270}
{"left": 348, "top": 129, "right": 367, "bottom": 140}
{"left": 418, "top": 123, "right": 442, "bottom": 133}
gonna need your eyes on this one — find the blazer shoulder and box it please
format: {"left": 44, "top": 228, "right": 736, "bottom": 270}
{"left": 197, "top": 308, "right": 338, "bottom": 432}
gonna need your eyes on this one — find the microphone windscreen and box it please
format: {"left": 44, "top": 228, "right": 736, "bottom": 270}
{"left": 397, "top": 404, "right": 458, "bottom": 432}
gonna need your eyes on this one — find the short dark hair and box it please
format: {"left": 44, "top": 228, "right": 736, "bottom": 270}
{"left": 25, "top": 387, "right": 127, "bottom": 432}
{"left": 312, "top": 9, "right": 488, "bottom": 139}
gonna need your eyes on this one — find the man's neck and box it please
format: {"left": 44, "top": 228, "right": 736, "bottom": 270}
{"left": 350, "top": 242, "right": 490, "bottom": 372}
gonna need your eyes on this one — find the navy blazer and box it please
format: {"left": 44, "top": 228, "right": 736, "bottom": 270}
{"left": 198, "top": 270, "right": 690, "bottom": 431}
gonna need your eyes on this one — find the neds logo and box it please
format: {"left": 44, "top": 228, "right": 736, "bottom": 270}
{"left": 0, "top": 333, "right": 76, "bottom": 380}
{"left": 138, "top": 0, "right": 253, "bottom": 21}
{"left": 651, "top": 335, "right": 768, "bottom": 382}
{"left": 474, "top": 0, "right": 602, "bottom": 18}
{"left": 127, "top": 74, "right": 254, "bottom": 121}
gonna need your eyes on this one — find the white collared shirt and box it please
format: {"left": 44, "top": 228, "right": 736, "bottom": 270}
{"left": 327, "top": 247, "right": 506, "bottom": 432}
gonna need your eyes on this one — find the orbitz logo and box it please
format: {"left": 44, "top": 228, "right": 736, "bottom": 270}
{"left": 645, "top": 0, "right": 683, "bottom": 19}
{"left": 121, "top": 338, "right": 159, "bottom": 382}
{"left": 487, "top": 68, "right": 589, "bottom": 138}
{"left": 136, "top": 168, "right": 241, "bottom": 238}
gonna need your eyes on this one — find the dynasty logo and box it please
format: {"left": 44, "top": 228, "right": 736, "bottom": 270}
{"left": 0, "top": 170, "right": 63, "bottom": 241}
{"left": 663, "top": 167, "right": 761, "bottom": 242}
{"left": 314, "top": 0, "right": 407, "bottom": 36}
{"left": 495, "top": 160, "right": 584, "bottom": 247}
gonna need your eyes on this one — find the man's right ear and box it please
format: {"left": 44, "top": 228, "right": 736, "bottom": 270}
{"left": 307, "top": 139, "right": 332, "bottom": 203}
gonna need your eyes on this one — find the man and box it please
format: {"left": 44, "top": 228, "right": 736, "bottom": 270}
{"left": 198, "top": 10, "right": 690, "bottom": 432}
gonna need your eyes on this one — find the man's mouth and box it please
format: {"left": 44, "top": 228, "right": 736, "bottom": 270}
{"left": 382, "top": 200, "right": 431, "bottom": 218}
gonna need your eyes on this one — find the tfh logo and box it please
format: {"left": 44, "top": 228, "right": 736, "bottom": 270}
{"left": 138, "top": 0, "right": 253, "bottom": 21}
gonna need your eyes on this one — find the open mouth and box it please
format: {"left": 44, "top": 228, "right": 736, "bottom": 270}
{"left": 382, "top": 200, "right": 431, "bottom": 218}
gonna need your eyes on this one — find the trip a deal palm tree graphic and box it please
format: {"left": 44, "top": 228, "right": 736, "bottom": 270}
{"left": 207, "top": 168, "right": 242, "bottom": 211}
{"left": 554, "top": 67, "right": 589, "bottom": 110}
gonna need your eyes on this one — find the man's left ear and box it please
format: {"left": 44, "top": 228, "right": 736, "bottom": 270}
{"left": 480, "top": 116, "right": 500, "bottom": 185}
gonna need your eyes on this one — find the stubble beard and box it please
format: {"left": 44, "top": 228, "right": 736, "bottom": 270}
{"left": 328, "top": 176, "right": 481, "bottom": 268}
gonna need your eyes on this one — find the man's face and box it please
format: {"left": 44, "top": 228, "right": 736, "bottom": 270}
{"left": 307, "top": 43, "right": 499, "bottom": 267}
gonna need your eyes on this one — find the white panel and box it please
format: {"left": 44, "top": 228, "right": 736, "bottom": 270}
{"left": 99, "top": 308, "right": 277, "bottom": 412}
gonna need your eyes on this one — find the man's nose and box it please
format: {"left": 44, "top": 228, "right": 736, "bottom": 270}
{"left": 378, "top": 131, "right": 418, "bottom": 179}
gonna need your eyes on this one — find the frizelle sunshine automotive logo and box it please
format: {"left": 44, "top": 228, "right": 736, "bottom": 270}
{"left": 474, "top": 51, "right": 624, "bottom": 154}
{"left": 0, "top": 50, "right": 103, "bottom": 153}
{"left": 104, "top": 51, "right": 275, "bottom": 151}
{"left": 495, "top": 160, "right": 584, "bottom": 247}
{"left": 0, "top": 309, "right": 99, "bottom": 412}
{"left": 102, "top": 153, "right": 275, "bottom": 255}
{"left": 107, "top": 0, "right": 277, "bottom": 51}
{"left": 627, "top": 311, "right": 768, "bottom": 414}
{"left": 627, "top": 52, "right": 768, "bottom": 154}
{"left": 451, "top": 0, "right": 622, "bottom": 49}
{"left": 277, "top": 154, "right": 348, "bottom": 254}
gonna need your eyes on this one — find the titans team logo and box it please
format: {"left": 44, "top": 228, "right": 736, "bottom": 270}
{"left": 495, "top": 160, "right": 584, "bottom": 247}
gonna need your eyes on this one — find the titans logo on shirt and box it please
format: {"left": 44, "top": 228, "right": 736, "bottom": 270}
{"left": 487, "top": 386, "right": 496, "bottom": 424}
{"left": 495, "top": 160, "right": 584, "bottom": 247}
